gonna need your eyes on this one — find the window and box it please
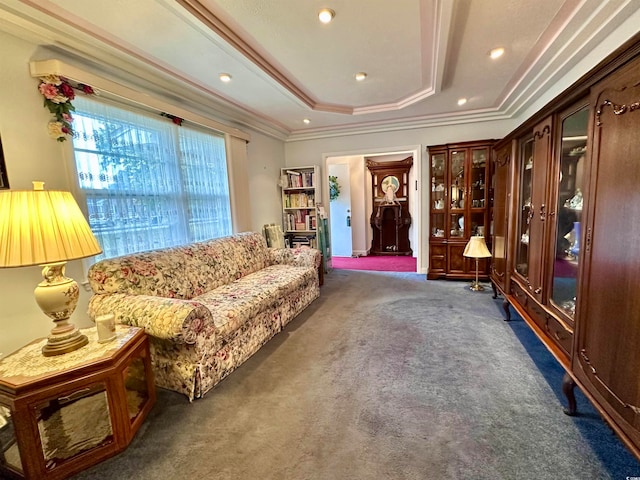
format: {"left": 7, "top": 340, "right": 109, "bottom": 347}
{"left": 71, "top": 96, "right": 232, "bottom": 262}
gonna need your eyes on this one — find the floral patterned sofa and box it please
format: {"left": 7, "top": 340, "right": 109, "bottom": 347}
{"left": 87, "top": 232, "right": 321, "bottom": 401}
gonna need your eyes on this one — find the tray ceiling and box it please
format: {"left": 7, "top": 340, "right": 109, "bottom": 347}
{"left": 0, "top": 0, "right": 637, "bottom": 140}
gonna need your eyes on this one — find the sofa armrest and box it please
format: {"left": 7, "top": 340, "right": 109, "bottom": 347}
{"left": 88, "top": 293, "right": 215, "bottom": 346}
{"left": 269, "top": 247, "right": 321, "bottom": 269}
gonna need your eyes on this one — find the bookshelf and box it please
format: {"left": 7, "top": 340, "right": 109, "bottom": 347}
{"left": 280, "top": 166, "right": 319, "bottom": 249}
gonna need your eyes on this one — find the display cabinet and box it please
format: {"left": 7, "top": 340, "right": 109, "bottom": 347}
{"left": 513, "top": 116, "right": 553, "bottom": 305}
{"left": 490, "top": 32, "right": 640, "bottom": 461}
{"left": 427, "top": 140, "right": 494, "bottom": 280}
{"left": 489, "top": 141, "right": 514, "bottom": 318}
{"left": 507, "top": 104, "right": 587, "bottom": 362}
{"left": 572, "top": 53, "right": 640, "bottom": 458}
{"left": 547, "top": 104, "right": 588, "bottom": 325}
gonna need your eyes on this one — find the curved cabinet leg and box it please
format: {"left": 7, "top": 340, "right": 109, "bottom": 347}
{"left": 502, "top": 299, "right": 511, "bottom": 322}
{"left": 562, "top": 373, "right": 577, "bottom": 416}
{"left": 491, "top": 281, "right": 498, "bottom": 299}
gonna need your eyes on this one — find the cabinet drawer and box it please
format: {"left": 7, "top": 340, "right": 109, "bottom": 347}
{"left": 429, "top": 244, "right": 447, "bottom": 271}
{"left": 526, "top": 299, "right": 547, "bottom": 332}
{"left": 545, "top": 315, "right": 573, "bottom": 357}
{"left": 511, "top": 282, "right": 528, "bottom": 309}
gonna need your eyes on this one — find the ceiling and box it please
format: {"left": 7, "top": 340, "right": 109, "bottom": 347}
{"left": 0, "top": 0, "right": 638, "bottom": 141}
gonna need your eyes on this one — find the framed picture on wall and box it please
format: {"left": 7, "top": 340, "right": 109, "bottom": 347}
{"left": 0, "top": 136, "right": 9, "bottom": 189}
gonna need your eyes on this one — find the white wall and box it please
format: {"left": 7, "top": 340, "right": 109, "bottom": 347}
{"left": 246, "top": 130, "right": 287, "bottom": 233}
{"left": 0, "top": 30, "right": 90, "bottom": 358}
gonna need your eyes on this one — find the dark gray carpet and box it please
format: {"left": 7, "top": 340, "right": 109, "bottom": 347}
{"left": 73, "top": 270, "right": 640, "bottom": 479}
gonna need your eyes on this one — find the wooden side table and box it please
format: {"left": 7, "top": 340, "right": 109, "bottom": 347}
{"left": 0, "top": 326, "right": 155, "bottom": 480}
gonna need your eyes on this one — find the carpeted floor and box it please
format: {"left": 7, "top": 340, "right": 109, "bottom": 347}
{"left": 332, "top": 255, "right": 417, "bottom": 272}
{"left": 73, "top": 270, "right": 640, "bottom": 479}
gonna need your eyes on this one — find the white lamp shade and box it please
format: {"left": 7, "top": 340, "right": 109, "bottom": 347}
{"left": 463, "top": 235, "right": 491, "bottom": 259}
{"left": 0, "top": 184, "right": 102, "bottom": 267}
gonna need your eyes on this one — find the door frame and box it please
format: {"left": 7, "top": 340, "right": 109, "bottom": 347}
{"left": 322, "top": 145, "right": 423, "bottom": 273}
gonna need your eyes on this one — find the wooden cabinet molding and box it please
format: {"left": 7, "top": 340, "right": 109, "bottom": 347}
{"left": 491, "top": 32, "right": 640, "bottom": 461}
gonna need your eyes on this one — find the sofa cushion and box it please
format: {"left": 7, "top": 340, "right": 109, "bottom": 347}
{"left": 193, "top": 264, "right": 317, "bottom": 338}
{"left": 88, "top": 232, "right": 272, "bottom": 299}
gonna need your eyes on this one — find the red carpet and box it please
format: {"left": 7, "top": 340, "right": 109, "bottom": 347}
{"left": 331, "top": 255, "right": 416, "bottom": 272}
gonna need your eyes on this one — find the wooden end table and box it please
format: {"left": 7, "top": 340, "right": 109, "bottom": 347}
{"left": 0, "top": 326, "right": 155, "bottom": 480}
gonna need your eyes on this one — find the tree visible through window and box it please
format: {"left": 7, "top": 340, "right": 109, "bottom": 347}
{"left": 71, "top": 96, "right": 232, "bottom": 262}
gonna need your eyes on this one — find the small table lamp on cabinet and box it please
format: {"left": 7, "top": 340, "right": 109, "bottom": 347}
{"left": 463, "top": 235, "right": 491, "bottom": 291}
{"left": 0, "top": 181, "right": 102, "bottom": 356}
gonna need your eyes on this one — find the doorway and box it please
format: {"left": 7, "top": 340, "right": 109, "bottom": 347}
{"left": 324, "top": 147, "right": 423, "bottom": 273}
{"left": 328, "top": 163, "right": 353, "bottom": 257}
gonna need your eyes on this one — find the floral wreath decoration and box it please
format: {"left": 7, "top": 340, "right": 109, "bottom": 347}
{"left": 37, "top": 75, "right": 95, "bottom": 142}
{"left": 329, "top": 175, "right": 340, "bottom": 201}
{"left": 38, "top": 75, "right": 183, "bottom": 142}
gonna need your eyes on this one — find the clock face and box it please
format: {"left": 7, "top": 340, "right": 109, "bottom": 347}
{"left": 381, "top": 175, "right": 400, "bottom": 193}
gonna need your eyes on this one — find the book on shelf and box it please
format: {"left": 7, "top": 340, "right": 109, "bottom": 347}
{"left": 284, "top": 170, "right": 315, "bottom": 188}
{"left": 284, "top": 192, "right": 315, "bottom": 208}
{"left": 287, "top": 234, "right": 317, "bottom": 249}
{"left": 284, "top": 209, "right": 316, "bottom": 232}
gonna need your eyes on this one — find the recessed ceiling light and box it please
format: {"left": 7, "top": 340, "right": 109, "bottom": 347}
{"left": 489, "top": 47, "right": 505, "bottom": 59}
{"left": 355, "top": 72, "right": 367, "bottom": 81}
{"left": 457, "top": 98, "right": 467, "bottom": 106}
{"left": 318, "top": 8, "right": 335, "bottom": 24}
{"left": 303, "top": 118, "right": 311, "bottom": 124}
{"left": 219, "top": 73, "right": 232, "bottom": 83}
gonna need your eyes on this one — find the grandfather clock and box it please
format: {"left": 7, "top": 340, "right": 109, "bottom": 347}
{"left": 366, "top": 156, "right": 413, "bottom": 255}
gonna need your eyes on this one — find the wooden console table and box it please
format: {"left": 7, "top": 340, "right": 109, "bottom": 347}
{"left": 0, "top": 326, "right": 155, "bottom": 479}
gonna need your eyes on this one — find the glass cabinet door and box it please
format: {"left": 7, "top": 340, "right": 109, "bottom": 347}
{"left": 35, "top": 383, "right": 113, "bottom": 472}
{"left": 470, "top": 148, "right": 488, "bottom": 236}
{"left": 550, "top": 105, "right": 588, "bottom": 319}
{"left": 449, "top": 213, "right": 465, "bottom": 238}
{"left": 430, "top": 153, "right": 446, "bottom": 238}
{"left": 0, "top": 404, "right": 21, "bottom": 475}
{"left": 470, "top": 149, "right": 487, "bottom": 210}
{"left": 124, "top": 352, "right": 151, "bottom": 423}
{"left": 516, "top": 137, "right": 534, "bottom": 278}
{"left": 449, "top": 150, "right": 465, "bottom": 212}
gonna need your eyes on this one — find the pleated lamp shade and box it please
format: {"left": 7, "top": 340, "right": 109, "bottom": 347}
{"left": 0, "top": 182, "right": 102, "bottom": 267}
{"left": 463, "top": 235, "right": 491, "bottom": 292}
{"left": 0, "top": 182, "right": 102, "bottom": 356}
{"left": 463, "top": 235, "right": 491, "bottom": 259}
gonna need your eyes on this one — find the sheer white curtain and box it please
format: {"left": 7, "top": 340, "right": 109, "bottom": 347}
{"left": 71, "top": 96, "right": 232, "bottom": 261}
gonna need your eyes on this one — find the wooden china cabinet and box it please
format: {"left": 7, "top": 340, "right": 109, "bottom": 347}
{"left": 366, "top": 157, "right": 413, "bottom": 256}
{"left": 489, "top": 142, "right": 512, "bottom": 318}
{"left": 490, "top": 33, "right": 640, "bottom": 460}
{"left": 573, "top": 53, "right": 640, "bottom": 456}
{"left": 427, "top": 140, "right": 494, "bottom": 280}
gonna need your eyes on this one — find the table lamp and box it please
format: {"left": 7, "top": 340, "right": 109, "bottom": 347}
{"left": 0, "top": 181, "right": 103, "bottom": 356}
{"left": 463, "top": 235, "right": 491, "bottom": 291}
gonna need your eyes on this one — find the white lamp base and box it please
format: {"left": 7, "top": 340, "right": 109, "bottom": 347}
{"left": 34, "top": 262, "right": 88, "bottom": 356}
